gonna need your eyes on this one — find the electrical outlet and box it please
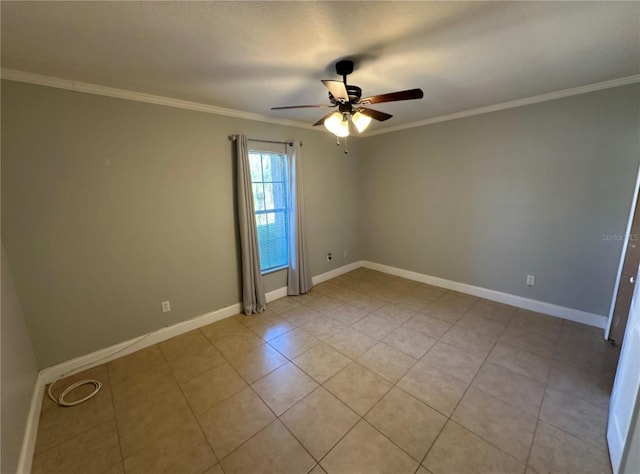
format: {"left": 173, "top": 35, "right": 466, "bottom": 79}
{"left": 326, "top": 253, "right": 332, "bottom": 262}
{"left": 526, "top": 275, "right": 535, "bottom": 287}
{"left": 161, "top": 301, "right": 171, "bottom": 313}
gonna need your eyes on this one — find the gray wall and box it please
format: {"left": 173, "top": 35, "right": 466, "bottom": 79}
{"left": 1, "top": 245, "right": 38, "bottom": 474}
{"left": 360, "top": 84, "right": 640, "bottom": 316}
{"left": 1, "top": 80, "right": 362, "bottom": 367}
{"left": 3, "top": 79, "right": 639, "bottom": 370}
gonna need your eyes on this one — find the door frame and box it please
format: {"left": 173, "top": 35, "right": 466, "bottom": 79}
{"left": 606, "top": 163, "right": 640, "bottom": 341}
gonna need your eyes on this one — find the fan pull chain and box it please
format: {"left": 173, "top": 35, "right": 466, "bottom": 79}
{"left": 344, "top": 136, "right": 348, "bottom": 154}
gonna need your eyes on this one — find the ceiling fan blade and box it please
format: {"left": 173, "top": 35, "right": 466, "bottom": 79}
{"left": 322, "top": 80, "right": 349, "bottom": 102}
{"left": 360, "top": 88, "right": 424, "bottom": 105}
{"left": 313, "top": 111, "right": 337, "bottom": 127}
{"left": 359, "top": 107, "right": 393, "bottom": 122}
{"left": 271, "top": 104, "right": 335, "bottom": 110}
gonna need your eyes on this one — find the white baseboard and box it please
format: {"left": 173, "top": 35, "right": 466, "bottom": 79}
{"left": 16, "top": 378, "right": 44, "bottom": 474}
{"left": 20, "top": 258, "right": 606, "bottom": 471}
{"left": 39, "top": 260, "right": 364, "bottom": 384}
{"left": 312, "top": 261, "right": 363, "bottom": 285}
{"left": 362, "top": 261, "right": 608, "bottom": 329}
{"left": 19, "top": 260, "right": 363, "bottom": 473}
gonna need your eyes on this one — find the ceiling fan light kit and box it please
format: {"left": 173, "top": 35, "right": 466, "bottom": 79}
{"left": 324, "top": 112, "right": 350, "bottom": 137}
{"left": 271, "top": 59, "right": 424, "bottom": 140}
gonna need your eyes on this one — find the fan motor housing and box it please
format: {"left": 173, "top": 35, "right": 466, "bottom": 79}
{"left": 328, "top": 85, "right": 362, "bottom": 105}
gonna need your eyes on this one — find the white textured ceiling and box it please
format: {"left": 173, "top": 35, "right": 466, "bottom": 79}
{"left": 2, "top": 1, "right": 639, "bottom": 132}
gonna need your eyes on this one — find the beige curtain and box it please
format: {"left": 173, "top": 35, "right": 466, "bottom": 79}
{"left": 236, "top": 135, "right": 266, "bottom": 314}
{"left": 287, "top": 142, "right": 313, "bottom": 295}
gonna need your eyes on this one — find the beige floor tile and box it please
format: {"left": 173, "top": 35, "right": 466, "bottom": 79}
{"left": 365, "top": 387, "right": 446, "bottom": 461}
{"left": 197, "top": 386, "right": 275, "bottom": 459}
{"left": 31, "top": 273, "right": 619, "bottom": 474}
{"left": 553, "top": 342, "right": 619, "bottom": 375}
{"left": 107, "top": 345, "right": 167, "bottom": 385}
{"left": 371, "top": 303, "right": 416, "bottom": 325}
{"left": 420, "top": 342, "right": 484, "bottom": 383}
{"left": 281, "top": 387, "right": 359, "bottom": 461}
{"left": 235, "top": 309, "right": 281, "bottom": 327}
{"left": 104, "top": 462, "right": 125, "bottom": 474}
{"left": 227, "top": 343, "right": 288, "bottom": 384}
{"left": 180, "top": 362, "right": 247, "bottom": 413}
{"left": 392, "top": 294, "right": 431, "bottom": 312}
{"left": 31, "top": 419, "right": 121, "bottom": 474}
{"left": 213, "top": 331, "right": 265, "bottom": 359}
{"left": 301, "top": 316, "right": 346, "bottom": 340}
{"left": 269, "top": 297, "right": 304, "bottom": 314}
{"left": 383, "top": 326, "right": 437, "bottom": 359}
{"left": 416, "top": 467, "right": 434, "bottom": 474}
{"left": 220, "top": 420, "right": 315, "bottom": 474}
{"left": 309, "top": 464, "right": 327, "bottom": 474}
{"left": 248, "top": 317, "right": 296, "bottom": 341}
{"left": 163, "top": 342, "right": 227, "bottom": 383}
{"left": 325, "top": 304, "right": 369, "bottom": 325}
{"left": 397, "top": 362, "right": 468, "bottom": 416}
{"left": 469, "top": 299, "right": 517, "bottom": 324}
{"left": 269, "top": 327, "right": 321, "bottom": 359}
{"left": 203, "top": 464, "right": 225, "bottom": 474}
{"left": 404, "top": 313, "right": 452, "bottom": 339}
{"left": 368, "top": 286, "right": 404, "bottom": 302}
{"left": 351, "top": 315, "right": 398, "bottom": 340}
{"left": 455, "top": 312, "right": 507, "bottom": 339}
{"left": 487, "top": 342, "right": 551, "bottom": 384}
{"left": 325, "top": 327, "right": 377, "bottom": 359}
{"left": 123, "top": 422, "right": 216, "bottom": 474}
{"left": 528, "top": 422, "right": 612, "bottom": 474}
{"left": 36, "top": 367, "right": 115, "bottom": 455}
{"left": 439, "top": 325, "right": 497, "bottom": 359}
{"left": 437, "top": 292, "right": 478, "bottom": 310}
{"left": 350, "top": 296, "right": 386, "bottom": 313}
{"left": 424, "top": 421, "right": 525, "bottom": 474}
{"left": 357, "top": 342, "right": 416, "bottom": 383}
{"left": 324, "top": 362, "right": 392, "bottom": 416}
{"left": 110, "top": 365, "right": 179, "bottom": 412}
{"left": 293, "top": 343, "right": 352, "bottom": 384}
{"left": 115, "top": 385, "right": 196, "bottom": 458}
{"left": 158, "top": 329, "right": 212, "bottom": 359}
{"left": 201, "top": 317, "right": 254, "bottom": 342}
{"left": 509, "top": 310, "right": 563, "bottom": 339}
{"left": 547, "top": 362, "right": 612, "bottom": 410}
{"left": 330, "top": 287, "right": 363, "bottom": 302}
{"left": 251, "top": 362, "right": 318, "bottom": 415}
{"left": 281, "top": 304, "right": 325, "bottom": 326}
{"left": 472, "top": 362, "right": 545, "bottom": 417}
{"left": 499, "top": 327, "right": 556, "bottom": 359}
{"left": 452, "top": 386, "right": 537, "bottom": 462}
{"left": 420, "top": 302, "right": 467, "bottom": 324}
{"left": 321, "top": 420, "right": 418, "bottom": 474}
{"left": 540, "top": 388, "right": 608, "bottom": 450}
{"left": 304, "top": 296, "right": 344, "bottom": 314}
{"left": 406, "top": 286, "right": 446, "bottom": 302}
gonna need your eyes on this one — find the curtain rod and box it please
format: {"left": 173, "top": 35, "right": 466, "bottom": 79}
{"left": 228, "top": 135, "right": 302, "bottom": 147}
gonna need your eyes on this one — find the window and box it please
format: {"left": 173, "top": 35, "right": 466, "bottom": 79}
{"left": 249, "top": 150, "right": 289, "bottom": 273}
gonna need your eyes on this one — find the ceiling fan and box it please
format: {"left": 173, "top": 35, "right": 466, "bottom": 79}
{"left": 271, "top": 59, "right": 424, "bottom": 137}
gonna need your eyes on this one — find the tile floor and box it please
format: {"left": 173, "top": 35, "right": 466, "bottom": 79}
{"left": 32, "top": 269, "right": 620, "bottom": 474}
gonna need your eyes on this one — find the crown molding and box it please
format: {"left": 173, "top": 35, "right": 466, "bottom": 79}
{"left": 0, "top": 68, "right": 316, "bottom": 131}
{"left": 364, "top": 73, "right": 640, "bottom": 136}
{"left": 3, "top": 68, "right": 639, "bottom": 136}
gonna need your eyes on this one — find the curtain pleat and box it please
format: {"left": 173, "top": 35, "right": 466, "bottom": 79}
{"left": 236, "top": 135, "right": 266, "bottom": 314}
{"left": 287, "top": 142, "right": 313, "bottom": 295}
